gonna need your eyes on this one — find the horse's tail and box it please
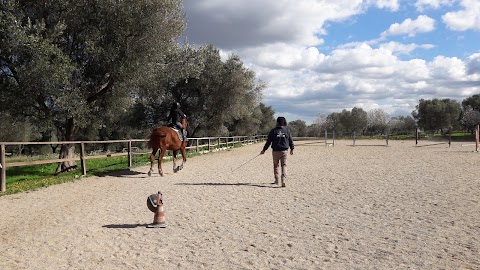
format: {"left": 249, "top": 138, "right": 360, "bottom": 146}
{"left": 147, "top": 128, "right": 166, "bottom": 149}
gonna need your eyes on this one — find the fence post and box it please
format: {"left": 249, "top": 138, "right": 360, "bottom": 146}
{"left": 386, "top": 129, "right": 389, "bottom": 147}
{"left": 324, "top": 130, "right": 327, "bottom": 146}
{"left": 208, "top": 138, "right": 211, "bottom": 152}
{"left": 448, "top": 132, "right": 452, "bottom": 148}
{"left": 1, "top": 144, "right": 6, "bottom": 192}
{"left": 353, "top": 131, "right": 356, "bottom": 147}
{"left": 80, "top": 142, "right": 87, "bottom": 176}
{"left": 333, "top": 130, "right": 336, "bottom": 146}
{"left": 475, "top": 125, "right": 480, "bottom": 152}
{"left": 415, "top": 128, "right": 419, "bottom": 146}
{"left": 128, "top": 140, "right": 132, "bottom": 167}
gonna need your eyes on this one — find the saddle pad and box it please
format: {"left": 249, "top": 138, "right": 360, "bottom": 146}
{"left": 169, "top": 127, "right": 183, "bottom": 141}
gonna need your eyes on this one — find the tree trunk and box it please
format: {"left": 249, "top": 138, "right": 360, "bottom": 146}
{"left": 50, "top": 144, "right": 58, "bottom": 154}
{"left": 55, "top": 118, "right": 77, "bottom": 174}
{"left": 55, "top": 144, "right": 77, "bottom": 174}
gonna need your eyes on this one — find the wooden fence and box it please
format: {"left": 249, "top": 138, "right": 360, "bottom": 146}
{"left": 0, "top": 135, "right": 267, "bottom": 192}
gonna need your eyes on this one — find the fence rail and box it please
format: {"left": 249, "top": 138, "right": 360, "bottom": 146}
{"left": 0, "top": 135, "right": 267, "bottom": 192}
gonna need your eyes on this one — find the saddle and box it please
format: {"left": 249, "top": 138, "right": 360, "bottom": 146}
{"left": 168, "top": 124, "right": 186, "bottom": 141}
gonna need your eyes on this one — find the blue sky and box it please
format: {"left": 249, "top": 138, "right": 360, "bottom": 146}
{"left": 182, "top": 0, "right": 480, "bottom": 124}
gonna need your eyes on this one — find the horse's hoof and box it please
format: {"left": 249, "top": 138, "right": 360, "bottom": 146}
{"left": 148, "top": 170, "right": 152, "bottom": 177}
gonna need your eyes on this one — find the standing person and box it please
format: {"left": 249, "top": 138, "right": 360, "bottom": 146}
{"left": 260, "top": 116, "right": 294, "bottom": 187}
{"left": 167, "top": 102, "right": 187, "bottom": 141}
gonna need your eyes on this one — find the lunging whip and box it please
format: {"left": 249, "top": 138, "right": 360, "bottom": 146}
{"left": 231, "top": 153, "right": 261, "bottom": 172}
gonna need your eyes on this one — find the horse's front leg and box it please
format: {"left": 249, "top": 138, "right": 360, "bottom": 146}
{"left": 157, "top": 148, "right": 166, "bottom": 176}
{"left": 148, "top": 148, "right": 158, "bottom": 177}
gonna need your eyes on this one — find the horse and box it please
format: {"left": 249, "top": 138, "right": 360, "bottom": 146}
{"left": 147, "top": 118, "right": 187, "bottom": 177}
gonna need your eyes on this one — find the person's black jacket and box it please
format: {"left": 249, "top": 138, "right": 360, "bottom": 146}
{"left": 262, "top": 126, "right": 294, "bottom": 151}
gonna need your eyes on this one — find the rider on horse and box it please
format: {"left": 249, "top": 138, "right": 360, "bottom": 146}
{"left": 167, "top": 102, "right": 187, "bottom": 141}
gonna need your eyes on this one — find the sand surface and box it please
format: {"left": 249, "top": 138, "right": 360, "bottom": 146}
{"left": 0, "top": 139, "right": 479, "bottom": 269}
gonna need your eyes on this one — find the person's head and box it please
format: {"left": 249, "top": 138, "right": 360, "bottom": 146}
{"left": 276, "top": 117, "right": 287, "bottom": 127}
{"left": 171, "top": 102, "right": 180, "bottom": 110}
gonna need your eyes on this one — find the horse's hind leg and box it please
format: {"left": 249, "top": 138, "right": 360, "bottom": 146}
{"left": 172, "top": 150, "right": 178, "bottom": 173}
{"left": 158, "top": 148, "right": 166, "bottom": 176}
{"left": 179, "top": 143, "right": 187, "bottom": 170}
{"left": 148, "top": 148, "right": 158, "bottom": 177}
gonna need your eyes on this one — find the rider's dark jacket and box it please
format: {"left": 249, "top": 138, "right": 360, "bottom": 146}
{"left": 167, "top": 108, "right": 186, "bottom": 125}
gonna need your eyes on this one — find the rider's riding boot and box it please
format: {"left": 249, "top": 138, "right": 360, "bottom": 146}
{"left": 182, "top": 129, "right": 187, "bottom": 141}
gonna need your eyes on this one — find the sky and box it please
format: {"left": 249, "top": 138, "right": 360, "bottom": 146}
{"left": 182, "top": 0, "right": 480, "bottom": 124}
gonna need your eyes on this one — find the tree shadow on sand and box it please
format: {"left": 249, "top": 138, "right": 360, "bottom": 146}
{"left": 175, "top": 182, "right": 281, "bottom": 188}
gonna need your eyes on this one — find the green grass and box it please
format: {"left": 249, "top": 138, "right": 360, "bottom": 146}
{"left": 1, "top": 154, "right": 151, "bottom": 196}
{"left": 353, "top": 131, "right": 475, "bottom": 142}
{"left": 0, "top": 144, "right": 248, "bottom": 197}
{"left": 416, "top": 132, "right": 474, "bottom": 142}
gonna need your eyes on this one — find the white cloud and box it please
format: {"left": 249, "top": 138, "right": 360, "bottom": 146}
{"left": 367, "top": 0, "right": 400, "bottom": 11}
{"left": 381, "top": 15, "right": 436, "bottom": 38}
{"left": 415, "top": 0, "right": 455, "bottom": 11}
{"left": 184, "top": 0, "right": 366, "bottom": 49}
{"left": 428, "top": 56, "right": 466, "bottom": 80}
{"left": 183, "top": 1, "right": 480, "bottom": 124}
{"left": 466, "top": 53, "right": 480, "bottom": 75}
{"left": 379, "top": 41, "right": 435, "bottom": 55}
{"left": 245, "top": 43, "right": 478, "bottom": 123}
{"left": 442, "top": 0, "right": 480, "bottom": 31}
{"left": 316, "top": 43, "right": 398, "bottom": 74}
{"left": 241, "top": 43, "right": 325, "bottom": 69}
{"left": 396, "top": 59, "right": 430, "bottom": 82}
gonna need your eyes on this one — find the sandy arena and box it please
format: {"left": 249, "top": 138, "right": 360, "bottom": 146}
{"left": 0, "top": 139, "right": 479, "bottom": 269}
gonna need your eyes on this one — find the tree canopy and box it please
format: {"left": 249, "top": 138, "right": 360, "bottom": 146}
{"left": 0, "top": 0, "right": 182, "bottom": 172}
{"left": 462, "top": 94, "right": 480, "bottom": 111}
{"left": 288, "top": 119, "right": 307, "bottom": 137}
{"left": 412, "top": 99, "right": 462, "bottom": 131}
{"left": 367, "top": 108, "right": 390, "bottom": 134}
{"left": 125, "top": 44, "right": 267, "bottom": 137}
{"left": 1, "top": 1, "right": 270, "bottom": 155}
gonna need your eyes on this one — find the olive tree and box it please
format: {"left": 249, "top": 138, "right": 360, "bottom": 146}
{"left": 367, "top": 108, "right": 390, "bottom": 134}
{"left": 338, "top": 107, "right": 368, "bottom": 133}
{"left": 288, "top": 120, "right": 308, "bottom": 137}
{"left": 461, "top": 106, "right": 480, "bottom": 132}
{"left": 412, "top": 99, "right": 461, "bottom": 133}
{"left": 1, "top": 0, "right": 185, "bottom": 172}
{"left": 152, "top": 45, "right": 265, "bottom": 137}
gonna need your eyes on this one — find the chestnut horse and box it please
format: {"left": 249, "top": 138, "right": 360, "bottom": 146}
{"left": 147, "top": 118, "right": 187, "bottom": 176}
